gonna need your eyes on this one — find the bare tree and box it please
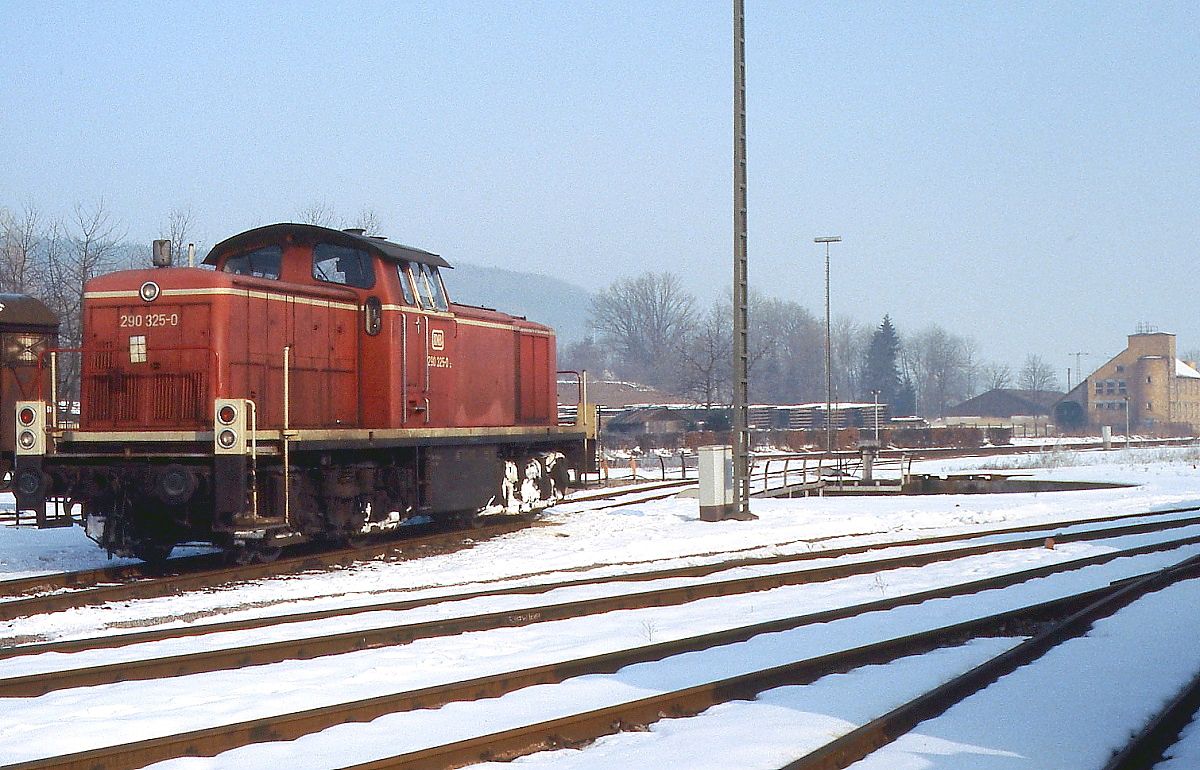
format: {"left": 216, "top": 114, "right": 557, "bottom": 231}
{"left": 45, "top": 200, "right": 127, "bottom": 399}
{"left": 831, "top": 315, "right": 871, "bottom": 403}
{"left": 159, "top": 206, "right": 204, "bottom": 266}
{"left": 350, "top": 208, "right": 383, "bottom": 235}
{"left": 901, "top": 325, "right": 978, "bottom": 418}
{"left": 748, "top": 294, "right": 822, "bottom": 404}
{"left": 679, "top": 300, "right": 732, "bottom": 408}
{"left": 589, "top": 272, "right": 696, "bottom": 389}
{"left": 0, "top": 204, "right": 46, "bottom": 293}
{"left": 982, "top": 362, "right": 1013, "bottom": 391}
{"left": 297, "top": 201, "right": 339, "bottom": 228}
{"left": 1018, "top": 354, "right": 1060, "bottom": 391}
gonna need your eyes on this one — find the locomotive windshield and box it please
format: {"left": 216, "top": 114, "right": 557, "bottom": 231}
{"left": 416, "top": 263, "right": 448, "bottom": 311}
{"left": 223, "top": 245, "right": 282, "bottom": 280}
{"left": 313, "top": 243, "right": 375, "bottom": 288}
{"left": 397, "top": 263, "right": 448, "bottom": 311}
{"left": 396, "top": 264, "right": 416, "bottom": 305}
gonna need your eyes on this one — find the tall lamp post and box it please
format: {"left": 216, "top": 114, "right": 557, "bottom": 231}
{"left": 815, "top": 236, "right": 841, "bottom": 456}
{"left": 870, "top": 389, "right": 881, "bottom": 443}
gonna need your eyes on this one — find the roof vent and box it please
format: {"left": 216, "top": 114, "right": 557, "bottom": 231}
{"left": 343, "top": 228, "right": 366, "bottom": 236}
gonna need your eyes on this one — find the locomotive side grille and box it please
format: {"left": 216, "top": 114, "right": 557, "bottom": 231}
{"left": 151, "top": 372, "right": 206, "bottom": 422}
{"left": 85, "top": 370, "right": 209, "bottom": 428}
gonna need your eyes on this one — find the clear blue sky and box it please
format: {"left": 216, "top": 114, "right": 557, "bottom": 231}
{"left": 3, "top": 2, "right": 1198, "bottom": 374}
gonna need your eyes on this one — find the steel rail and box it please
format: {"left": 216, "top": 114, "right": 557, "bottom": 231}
{"left": 3, "top": 505, "right": 1197, "bottom": 663}
{"left": 0, "top": 520, "right": 530, "bottom": 621}
{"left": 6, "top": 520, "right": 1200, "bottom": 700}
{"left": 0, "top": 482, "right": 693, "bottom": 617}
{"left": 562, "top": 478, "right": 695, "bottom": 503}
{"left": 1, "top": 501, "right": 1184, "bottom": 635}
{"left": 0, "top": 484, "right": 700, "bottom": 604}
{"left": 0, "top": 556, "right": 1153, "bottom": 770}
{"left": 780, "top": 552, "right": 1200, "bottom": 770}
{"left": 0, "top": 552, "right": 218, "bottom": 599}
{"left": 1100, "top": 665, "right": 1200, "bottom": 769}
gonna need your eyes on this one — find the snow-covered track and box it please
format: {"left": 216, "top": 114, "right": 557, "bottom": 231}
{"left": 5, "top": 541, "right": 1183, "bottom": 770}
{"left": 6, "top": 509, "right": 1200, "bottom": 699}
{"left": 0, "top": 520, "right": 530, "bottom": 621}
{"left": 1100, "top": 664, "right": 1200, "bottom": 769}
{"left": 780, "top": 552, "right": 1200, "bottom": 769}
{"left": 0, "top": 482, "right": 692, "bottom": 620}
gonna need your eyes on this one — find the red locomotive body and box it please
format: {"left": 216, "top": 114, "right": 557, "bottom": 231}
{"left": 13, "top": 224, "right": 593, "bottom": 560}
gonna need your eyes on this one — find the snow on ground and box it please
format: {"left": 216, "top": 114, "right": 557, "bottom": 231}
{"left": 845, "top": 577, "right": 1200, "bottom": 769}
{"left": 1, "top": 445, "right": 1199, "bottom": 767}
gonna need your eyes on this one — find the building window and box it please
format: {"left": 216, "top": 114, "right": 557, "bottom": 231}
{"left": 1094, "top": 382, "right": 1103, "bottom": 394}
{"left": 1118, "top": 380, "right": 1126, "bottom": 394}
{"left": 1116, "top": 365, "right": 1124, "bottom": 373}
{"left": 1146, "top": 402, "right": 1153, "bottom": 410}
{"left": 1147, "top": 376, "right": 1153, "bottom": 383}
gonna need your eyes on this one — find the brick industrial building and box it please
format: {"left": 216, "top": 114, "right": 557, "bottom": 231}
{"left": 1081, "top": 331, "right": 1200, "bottom": 434}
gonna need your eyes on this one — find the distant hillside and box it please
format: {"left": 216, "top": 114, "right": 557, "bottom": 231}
{"left": 442, "top": 262, "right": 593, "bottom": 344}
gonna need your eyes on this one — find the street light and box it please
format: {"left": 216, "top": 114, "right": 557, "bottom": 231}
{"left": 815, "top": 236, "right": 841, "bottom": 456}
{"left": 870, "top": 389, "right": 881, "bottom": 443}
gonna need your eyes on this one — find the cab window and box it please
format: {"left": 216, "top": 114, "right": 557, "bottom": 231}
{"left": 313, "top": 243, "right": 375, "bottom": 288}
{"left": 398, "top": 263, "right": 449, "bottom": 311}
{"left": 223, "top": 245, "right": 282, "bottom": 280}
{"left": 415, "top": 263, "right": 449, "bottom": 311}
{"left": 396, "top": 263, "right": 416, "bottom": 305}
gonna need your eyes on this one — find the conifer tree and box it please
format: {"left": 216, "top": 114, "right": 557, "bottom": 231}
{"left": 863, "top": 315, "right": 902, "bottom": 406}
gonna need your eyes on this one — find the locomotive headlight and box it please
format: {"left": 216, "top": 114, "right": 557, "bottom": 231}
{"left": 17, "top": 430, "right": 37, "bottom": 451}
{"left": 217, "top": 428, "right": 239, "bottom": 450}
{"left": 217, "top": 403, "right": 239, "bottom": 426}
{"left": 213, "top": 398, "right": 248, "bottom": 455}
{"left": 14, "top": 400, "right": 45, "bottom": 455}
{"left": 139, "top": 281, "right": 161, "bottom": 302}
{"left": 17, "top": 405, "right": 38, "bottom": 427}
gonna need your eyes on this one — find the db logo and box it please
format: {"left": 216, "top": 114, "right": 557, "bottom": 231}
{"left": 431, "top": 329, "right": 445, "bottom": 351}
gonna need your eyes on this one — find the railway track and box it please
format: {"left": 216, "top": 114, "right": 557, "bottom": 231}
{"left": 3, "top": 500, "right": 1197, "bottom": 635}
{"left": 5, "top": 507, "right": 1200, "bottom": 768}
{"left": 777, "top": 553, "right": 1200, "bottom": 769}
{"left": 0, "top": 479, "right": 688, "bottom": 621}
{"left": 0, "top": 519, "right": 535, "bottom": 622}
{"left": 5, "top": 507, "right": 1200, "bottom": 698}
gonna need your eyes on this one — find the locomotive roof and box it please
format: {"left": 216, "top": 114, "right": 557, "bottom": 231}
{"left": 204, "top": 223, "right": 451, "bottom": 269}
{"left": 0, "top": 293, "right": 59, "bottom": 331}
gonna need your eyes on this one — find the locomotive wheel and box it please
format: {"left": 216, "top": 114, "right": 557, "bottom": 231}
{"left": 232, "top": 544, "right": 282, "bottom": 565}
{"left": 132, "top": 542, "right": 173, "bottom": 564}
{"left": 452, "top": 509, "right": 483, "bottom": 529}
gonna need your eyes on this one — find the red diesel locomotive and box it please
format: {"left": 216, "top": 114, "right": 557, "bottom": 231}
{"left": 12, "top": 223, "right": 595, "bottom": 560}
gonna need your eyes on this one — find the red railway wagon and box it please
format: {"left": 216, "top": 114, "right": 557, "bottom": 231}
{"left": 13, "top": 224, "right": 595, "bottom": 560}
{"left": 1, "top": 294, "right": 58, "bottom": 495}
